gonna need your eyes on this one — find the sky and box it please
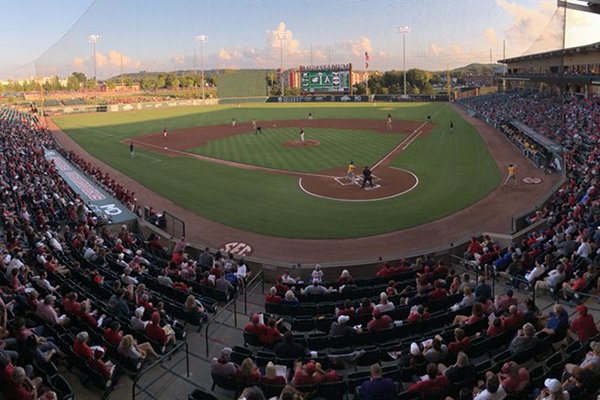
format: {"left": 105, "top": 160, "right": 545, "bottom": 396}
{"left": 1, "top": 0, "right": 600, "bottom": 80}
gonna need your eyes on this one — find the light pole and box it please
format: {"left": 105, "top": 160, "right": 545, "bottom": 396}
{"left": 398, "top": 26, "right": 410, "bottom": 96}
{"left": 277, "top": 32, "right": 288, "bottom": 96}
{"left": 195, "top": 35, "right": 207, "bottom": 99}
{"left": 88, "top": 34, "right": 101, "bottom": 88}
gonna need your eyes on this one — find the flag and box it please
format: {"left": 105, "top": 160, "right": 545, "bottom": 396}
{"left": 365, "top": 51, "right": 369, "bottom": 69}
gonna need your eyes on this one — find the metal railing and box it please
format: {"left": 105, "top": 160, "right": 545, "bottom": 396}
{"left": 204, "top": 295, "right": 238, "bottom": 357}
{"left": 243, "top": 270, "right": 264, "bottom": 315}
{"left": 132, "top": 341, "right": 190, "bottom": 400}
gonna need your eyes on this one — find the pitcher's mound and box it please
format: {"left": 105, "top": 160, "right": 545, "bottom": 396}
{"left": 283, "top": 139, "right": 320, "bottom": 148}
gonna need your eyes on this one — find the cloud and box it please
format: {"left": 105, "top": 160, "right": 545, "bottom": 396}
{"left": 428, "top": 44, "right": 443, "bottom": 56}
{"left": 351, "top": 36, "right": 373, "bottom": 57}
{"left": 72, "top": 57, "right": 85, "bottom": 69}
{"left": 496, "top": 0, "right": 561, "bottom": 55}
{"left": 484, "top": 28, "right": 498, "bottom": 45}
{"left": 94, "top": 52, "right": 107, "bottom": 68}
{"left": 451, "top": 45, "right": 465, "bottom": 57}
{"left": 172, "top": 54, "right": 186, "bottom": 65}
{"left": 218, "top": 49, "right": 232, "bottom": 61}
{"left": 107, "top": 50, "right": 140, "bottom": 69}
{"left": 267, "top": 22, "right": 301, "bottom": 55}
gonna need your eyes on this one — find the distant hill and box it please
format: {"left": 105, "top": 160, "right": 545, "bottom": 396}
{"left": 447, "top": 63, "right": 503, "bottom": 75}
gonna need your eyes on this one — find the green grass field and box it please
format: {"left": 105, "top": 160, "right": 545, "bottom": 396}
{"left": 53, "top": 102, "right": 501, "bottom": 239}
{"left": 189, "top": 127, "right": 406, "bottom": 173}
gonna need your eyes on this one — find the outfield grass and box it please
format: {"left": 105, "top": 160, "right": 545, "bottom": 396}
{"left": 189, "top": 127, "right": 405, "bottom": 173}
{"left": 53, "top": 102, "right": 501, "bottom": 239}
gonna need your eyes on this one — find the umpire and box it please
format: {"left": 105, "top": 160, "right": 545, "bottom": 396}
{"left": 362, "top": 166, "right": 374, "bottom": 188}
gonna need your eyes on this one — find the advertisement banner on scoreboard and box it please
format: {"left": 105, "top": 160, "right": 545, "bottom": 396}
{"left": 266, "top": 95, "right": 367, "bottom": 103}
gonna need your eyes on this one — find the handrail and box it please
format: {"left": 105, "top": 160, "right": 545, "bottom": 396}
{"left": 204, "top": 295, "right": 238, "bottom": 357}
{"left": 132, "top": 341, "right": 190, "bottom": 400}
{"left": 243, "top": 270, "right": 264, "bottom": 315}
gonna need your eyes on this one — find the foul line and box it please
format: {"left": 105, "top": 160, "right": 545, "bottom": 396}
{"left": 372, "top": 120, "right": 428, "bottom": 170}
{"left": 136, "top": 152, "right": 162, "bottom": 163}
{"left": 298, "top": 168, "right": 419, "bottom": 203}
{"left": 128, "top": 141, "right": 334, "bottom": 179}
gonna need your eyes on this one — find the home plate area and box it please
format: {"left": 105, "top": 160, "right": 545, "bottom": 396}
{"left": 334, "top": 175, "right": 382, "bottom": 190}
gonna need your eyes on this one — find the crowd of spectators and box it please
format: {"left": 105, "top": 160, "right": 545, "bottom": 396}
{"left": 0, "top": 107, "right": 256, "bottom": 398}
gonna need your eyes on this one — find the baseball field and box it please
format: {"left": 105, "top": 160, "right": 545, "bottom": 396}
{"left": 52, "top": 102, "right": 501, "bottom": 239}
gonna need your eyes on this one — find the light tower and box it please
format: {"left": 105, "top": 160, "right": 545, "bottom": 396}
{"left": 397, "top": 26, "right": 410, "bottom": 96}
{"left": 277, "top": 32, "right": 289, "bottom": 96}
{"left": 195, "top": 35, "right": 208, "bottom": 99}
{"left": 88, "top": 34, "right": 102, "bottom": 84}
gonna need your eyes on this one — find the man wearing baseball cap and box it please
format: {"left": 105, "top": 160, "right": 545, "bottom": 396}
{"left": 539, "top": 378, "right": 569, "bottom": 399}
{"left": 569, "top": 304, "right": 598, "bottom": 343}
{"left": 330, "top": 315, "right": 353, "bottom": 338}
{"left": 366, "top": 308, "right": 392, "bottom": 332}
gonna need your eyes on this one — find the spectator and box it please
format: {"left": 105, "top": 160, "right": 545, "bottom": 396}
{"left": 473, "top": 374, "right": 506, "bottom": 400}
{"left": 260, "top": 318, "right": 282, "bottom": 347}
{"left": 119, "top": 334, "right": 158, "bottom": 362}
{"left": 423, "top": 337, "right": 449, "bottom": 363}
{"left": 73, "top": 331, "right": 94, "bottom": 362}
{"left": 502, "top": 305, "right": 525, "bottom": 332}
{"left": 357, "top": 298, "right": 374, "bottom": 317}
{"left": 564, "top": 340, "right": 600, "bottom": 375}
{"left": 487, "top": 317, "right": 507, "bottom": 337}
{"left": 408, "top": 362, "right": 450, "bottom": 397}
{"left": 131, "top": 307, "right": 148, "bottom": 331}
{"left": 453, "top": 301, "right": 485, "bottom": 325}
{"left": 441, "top": 352, "right": 475, "bottom": 384}
{"left": 103, "top": 321, "right": 124, "bottom": 346}
{"left": 541, "top": 304, "right": 569, "bottom": 336}
{"left": 475, "top": 276, "right": 492, "bottom": 300}
{"left": 301, "top": 280, "right": 330, "bottom": 296}
{"left": 509, "top": 322, "right": 539, "bottom": 355}
{"left": 448, "top": 328, "right": 470, "bottom": 355}
{"left": 235, "top": 357, "right": 261, "bottom": 386}
{"left": 211, "top": 347, "right": 237, "bottom": 378}
{"left": 534, "top": 378, "right": 569, "bottom": 400}
{"left": 374, "top": 292, "right": 394, "bottom": 313}
{"left": 145, "top": 311, "right": 176, "bottom": 347}
{"left": 183, "top": 295, "right": 207, "bottom": 324}
{"left": 499, "top": 361, "right": 529, "bottom": 395}
{"left": 262, "top": 361, "right": 286, "bottom": 385}
{"left": 36, "top": 295, "right": 69, "bottom": 326}
{"left": 495, "top": 289, "right": 517, "bottom": 314}
{"left": 330, "top": 315, "right": 354, "bottom": 338}
{"left": 366, "top": 309, "right": 392, "bottom": 332}
{"left": 265, "top": 287, "right": 282, "bottom": 304}
{"left": 311, "top": 265, "right": 324, "bottom": 283}
{"left": 357, "top": 363, "right": 396, "bottom": 400}
{"left": 281, "top": 290, "right": 299, "bottom": 306}
{"left": 568, "top": 304, "right": 598, "bottom": 343}
{"left": 274, "top": 332, "right": 305, "bottom": 359}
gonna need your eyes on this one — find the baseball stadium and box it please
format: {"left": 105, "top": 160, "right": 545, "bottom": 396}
{"left": 1, "top": 0, "right": 600, "bottom": 399}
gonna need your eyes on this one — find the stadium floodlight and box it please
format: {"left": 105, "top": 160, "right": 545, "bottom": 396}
{"left": 195, "top": 35, "right": 208, "bottom": 99}
{"left": 397, "top": 26, "right": 411, "bottom": 96}
{"left": 87, "top": 34, "right": 102, "bottom": 82}
{"left": 277, "top": 32, "right": 289, "bottom": 96}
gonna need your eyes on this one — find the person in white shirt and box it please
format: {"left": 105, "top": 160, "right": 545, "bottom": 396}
{"left": 115, "top": 253, "right": 128, "bottom": 269}
{"left": 535, "top": 378, "right": 570, "bottom": 400}
{"left": 525, "top": 261, "right": 545, "bottom": 283}
{"left": 131, "top": 307, "right": 148, "bottom": 331}
{"left": 311, "top": 265, "right": 324, "bottom": 284}
{"left": 32, "top": 271, "right": 58, "bottom": 292}
{"left": 281, "top": 272, "right": 296, "bottom": 285}
{"left": 474, "top": 374, "right": 507, "bottom": 400}
{"left": 576, "top": 238, "right": 592, "bottom": 258}
{"left": 121, "top": 267, "right": 139, "bottom": 286}
{"left": 374, "top": 292, "right": 395, "bottom": 313}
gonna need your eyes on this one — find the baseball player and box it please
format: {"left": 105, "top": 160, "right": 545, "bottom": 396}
{"left": 231, "top": 117, "right": 236, "bottom": 127}
{"left": 299, "top": 128, "right": 305, "bottom": 142}
{"left": 386, "top": 114, "right": 392, "bottom": 131}
{"left": 503, "top": 164, "right": 518, "bottom": 186}
{"left": 129, "top": 142, "right": 135, "bottom": 158}
{"left": 347, "top": 161, "right": 356, "bottom": 180}
{"left": 163, "top": 127, "right": 168, "bottom": 138}
{"left": 252, "top": 119, "right": 257, "bottom": 129}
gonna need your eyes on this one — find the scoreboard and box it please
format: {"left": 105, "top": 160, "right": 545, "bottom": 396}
{"left": 300, "top": 64, "right": 352, "bottom": 94}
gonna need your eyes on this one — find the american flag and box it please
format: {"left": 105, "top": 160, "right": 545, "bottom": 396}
{"left": 365, "top": 51, "right": 369, "bottom": 69}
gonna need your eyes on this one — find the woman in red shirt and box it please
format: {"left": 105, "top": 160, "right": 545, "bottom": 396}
{"left": 260, "top": 318, "right": 282, "bottom": 347}
{"left": 235, "top": 358, "right": 260, "bottom": 386}
{"left": 261, "top": 361, "right": 286, "bottom": 385}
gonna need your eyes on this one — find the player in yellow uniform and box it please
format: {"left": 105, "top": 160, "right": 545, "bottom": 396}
{"left": 503, "top": 164, "right": 517, "bottom": 186}
{"left": 347, "top": 161, "right": 356, "bottom": 181}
